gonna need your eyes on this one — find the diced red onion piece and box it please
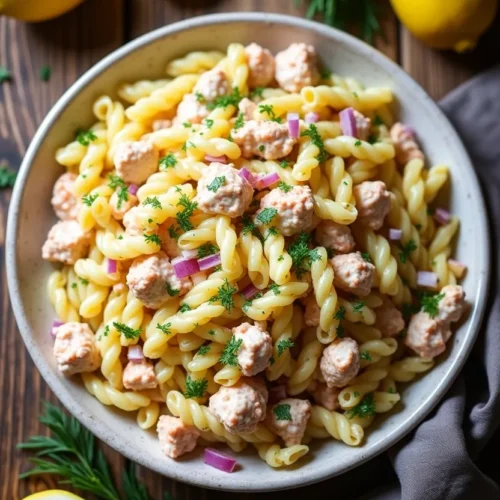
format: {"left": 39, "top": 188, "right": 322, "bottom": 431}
{"left": 128, "top": 184, "right": 139, "bottom": 196}
{"left": 204, "top": 448, "right": 237, "bottom": 473}
{"left": 255, "top": 172, "right": 280, "bottom": 190}
{"left": 403, "top": 125, "right": 416, "bottom": 137}
{"left": 434, "top": 208, "right": 451, "bottom": 225}
{"left": 339, "top": 107, "right": 358, "bottom": 138}
{"left": 127, "top": 345, "right": 145, "bottom": 362}
{"left": 107, "top": 258, "right": 117, "bottom": 274}
{"left": 182, "top": 249, "right": 199, "bottom": 260}
{"left": 269, "top": 384, "right": 288, "bottom": 404}
{"left": 448, "top": 259, "right": 467, "bottom": 278}
{"left": 172, "top": 257, "right": 200, "bottom": 278}
{"left": 198, "top": 252, "right": 222, "bottom": 271}
{"left": 238, "top": 167, "right": 256, "bottom": 187}
{"left": 205, "top": 154, "right": 228, "bottom": 164}
{"left": 305, "top": 112, "right": 319, "bottom": 124}
{"left": 287, "top": 112, "right": 300, "bottom": 138}
{"left": 389, "top": 228, "right": 403, "bottom": 241}
{"left": 240, "top": 283, "right": 260, "bottom": 300}
{"left": 417, "top": 271, "right": 438, "bottom": 288}
{"left": 51, "top": 320, "right": 64, "bottom": 338}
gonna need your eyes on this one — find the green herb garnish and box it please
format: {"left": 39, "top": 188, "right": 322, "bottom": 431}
{"left": 184, "top": 376, "right": 208, "bottom": 399}
{"left": 420, "top": 292, "right": 445, "bottom": 318}
{"left": 143, "top": 196, "right": 162, "bottom": 209}
{"left": 144, "top": 233, "right": 162, "bottom": 246}
{"left": 256, "top": 207, "right": 278, "bottom": 225}
{"left": 176, "top": 193, "right": 198, "bottom": 232}
{"left": 277, "top": 339, "right": 294, "bottom": 357}
{"left": 219, "top": 336, "right": 243, "bottom": 366}
{"left": 207, "top": 176, "right": 226, "bottom": 193}
{"left": 0, "top": 165, "right": 17, "bottom": 188}
{"left": 157, "top": 323, "right": 172, "bottom": 335}
{"left": 82, "top": 193, "right": 98, "bottom": 207}
{"left": 301, "top": 124, "right": 328, "bottom": 162}
{"left": 197, "top": 243, "right": 219, "bottom": 259}
{"left": 346, "top": 393, "right": 376, "bottom": 419}
{"left": 206, "top": 87, "right": 242, "bottom": 110}
{"left": 399, "top": 239, "right": 417, "bottom": 263}
{"left": 288, "top": 232, "right": 321, "bottom": 277}
{"left": 76, "top": 129, "right": 97, "bottom": 146}
{"left": 278, "top": 181, "right": 293, "bottom": 193}
{"left": 273, "top": 404, "right": 292, "bottom": 421}
{"left": 258, "top": 104, "right": 282, "bottom": 123}
{"left": 234, "top": 112, "right": 245, "bottom": 130}
{"left": 113, "top": 321, "right": 141, "bottom": 340}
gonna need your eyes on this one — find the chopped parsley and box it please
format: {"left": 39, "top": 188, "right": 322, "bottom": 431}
{"left": 373, "top": 115, "right": 385, "bottom": 127}
{"left": 206, "top": 87, "right": 242, "bottom": 110}
{"left": 353, "top": 391, "right": 360, "bottom": 398}
{"left": 204, "top": 118, "right": 214, "bottom": 129}
{"left": 258, "top": 104, "right": 282, "bottom": 123}
{"left": 165, "top": 283, "right": 180, "bottom": 297}
{"left": 233, "top": 112, "right": 245, "bottom": 130}
{"left": 209, "top": 279, "right": 237, "bottom": 312}
{"left": 273, "top": 404, "right": 292, "bottom": 421}
{"left": 319, "top": 68, "right": 332, "bottom": 80}
{"left": 352, "top": 301, "right": 365, "bottom": 314}
{"left": 288, "top": 232, "right": 321, "bottom": 278}
{"left": 219, "top": 336, "right": 243, "bottom": 366}
{"left": 361, "top": 252, "right": 372, "bottom": 263}
{"left": 0, "top": 65, "right": 12, "bottom": 83}
{"left": 427, "top": 207, "right": 435, "bottom": 216}
{"left": 103, "top": 325, "right": 110, "bottom": 337}
{"left": 256, "top": 207, "right": 278, "bottom": 225}
{"left": 176, "top": 194, "right": 198, "bottom": 232}
{"left": 79, "top": 278, "right": 89, "bottom": 286}
{"left": 334, "top": 306, "right": 346, "bottom": 321}
{"left": 241, "top": 214, "right": 257, "bottom": 236}
{"left": 360, "top": 351, "right": 372, "bottom": 361}
{"left": 336, "top": 324, "right": 345, "bottom": 338}
{"left": 367, "top": 134, "right": 379, "bottom": 144}
{"left": 277, "top": 339, "right": 294, "bottom": 357}
{"left": 301, "top": 124, "right": 328, "bottom": 163}
{"left": 354, "top": 140, "right": 362, "bottom": 146}
{"left": 159, "top": 153, "right": 177, "bottom": 170}
{"left": 182, "top": 122, "right": 192, "bottom": 128}
{"left": 157, "top": 322, "right": 172, "bottom": 335}
{"left": 168, "top": 225, "right": 180, "bottom": 241}
{"left": 208, "top": 329, "right": 216, "bottom": 336}
{"left": 108, "top": 174, "right": 129, "bottom": 209}
{"left": 71, "top": 282, "right": 77, "bottom": 289}
{"left": 82, "top": 193, "right": 98, "bottom": 207}
{"left": 402, "top": 302, "right": 419, "bottom": 322}
{"left": 346, "top": 393, "right": 376, "bottom": 419}
{"left": 76, "top": 129, "right": 97, "bottom": 146}
{"left": 250, "top": 87, "right": 264, "bottom": 98}
{"left": 197, "top": 243, "right": 219, "bottom": 259}
{"left": 258, "top": 144, "right": 265, "bottom": 153}
{"left": 144, "top": 233, "right": 162, "bottom": 246}
{"left": 112, "top": 321, "right": 141, "bottom": 340}
{"left": 420, "top": 292, "right": 445, "bottom": 318}
{"left": 388, "top": 387, "right": 396, "bottom": 394}
{"left": 278, "top": 255, "right": 284, "bottom": 262}
{"left": 279, "top": 160, "right": 290, "bottom": 169}
{"left": 197, "top": 345, "right": 211, "bottom": 356}
{"left": 269, "top": 283, "right": 281, "bottom": 295}
{"left": 278, "top": 181, "right": 292, "bottom": 193}
{"left": 0, "top": 165, "right": 17, "bottom": 188}
{"left": 399, "top": 239, "right": 417, "bottom": 263}
{"left": 207, "top": 176, "right": 226, "bottom": 193}
{"left": 142, "top": 196, "right": 162, "bottom": 209}
{"left": 195, "top": 91, "right": 204, "bottom": 102}
{"left": 40, "top": 65, "right": 51, "bottom": 82}
{"left": 179, "top": 304, "right": 191, "bottom": 313}
{"left": 353, "top": 91, "right": 359, "bottom": 98}
{"left": 184, "top": 376, "right": 208, "bottom": 399}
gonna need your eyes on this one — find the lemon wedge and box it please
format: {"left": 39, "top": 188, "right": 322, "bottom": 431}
{"left": 0, "top": 0, "right": 85, "bottom": 22}
{"left": 22, "top": 490, "right": 84, "bottom": 500}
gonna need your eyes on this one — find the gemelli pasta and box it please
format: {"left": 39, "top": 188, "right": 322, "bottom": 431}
{"left": 43, "top": 42, "right": 467, "bottom": 469}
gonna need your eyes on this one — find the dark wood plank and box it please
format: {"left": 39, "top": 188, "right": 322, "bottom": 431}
{"left": 0, "top": 1, "right": 124, "bottom": 498}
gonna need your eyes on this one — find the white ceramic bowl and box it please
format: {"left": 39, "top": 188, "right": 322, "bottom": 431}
{"left": 6, "top": 13, "right": 490, "bottom": 492}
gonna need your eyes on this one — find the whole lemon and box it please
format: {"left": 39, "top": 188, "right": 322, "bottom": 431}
{"left": 390, "top": 0, "right": 498, "bottom": 52}
{"left": 0, "top": 0, "right": 85, "bottom": 22}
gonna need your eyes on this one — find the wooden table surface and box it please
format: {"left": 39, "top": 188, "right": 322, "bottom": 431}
{"left": 1, "top": 1, "right": 499, "bottom": 498}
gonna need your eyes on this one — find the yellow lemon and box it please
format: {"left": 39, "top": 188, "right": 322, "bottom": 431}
{"left": 390, "top": 0, "right": 498, "bottom": 52}
{"left": 23, "top": 490, "right": 84, "bottom": 500}
{"left": 0, "top": 0, "right": 85, "bottom": 22}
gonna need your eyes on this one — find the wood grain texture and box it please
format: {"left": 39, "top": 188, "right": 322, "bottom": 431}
{"left": 0, "top": 0, "right": 498, "bottom": 498}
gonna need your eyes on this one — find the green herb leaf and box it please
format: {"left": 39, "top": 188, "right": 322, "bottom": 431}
{"left": 269, "top": 283, "right": 281, "bottom": 295}
{"left": 279, "top": 160, "right": 290, "bottom": 169}
{"left": 420, "top": 292, "right": 445, "bottom": 319}
{"left": 168, "top": 225, "right": 180, "bottom": 241}
{"left": 278, "top": 181, "right": 292, "bottom": 193}
{"left": 346, "top": 393, "right": 376, "bottom": 419}
{"left": 176, "top": 194, "right": 198, "bottom": 232}
{"left": 277, "top": 339, "right": 294, "bottom": 357}
{"left": 354, "top": 140, "right": 362, "bottom": 146}
{"left": 142, "top": 196, "right": 162, "bottom": 209}
{"left": 352, "top": 301, "right": 365, "bottom": 314}
{"left": 256, "top": 207, "right": 278, "bottom": 225}
{"left": 0, "top": 65, "right": 12, "bottom": 83}
{"left": 399, "top": 239, "right": 417, "bottom": 263}
{"left": 361, "top": 252, "right": 372, "bottom": 263}
{"left": 76, "top": 129, "right": 97, "bottom": 146}
{"left": 360, "top": 351, "right": 372, "bottom": 361}
{"left": 273, "top": 404, "right": 292, "bottom": 421}
{"left": 334, "top": 305, "right": 346, "bottom": 321}
{"left": 144, "top": 233, "right": 162, "bottom": 246}
{"left": 210, "top": 279, "right": 237, "bottom": 312}
{"left": 165, "top": 283, "right": 180, "bottom": 297}
{"left": 157, "top": 322, "right": 172, "bottom": 335}
{"left": 195, "top": 91, "right": 204, "bottom": 102}
{"left": 373, "top": 114, "right": 384, "bottom": 126}
{"left": 179, "top": 304, "right": 191, "bottom": 313}
{"left": 82, "top": 193, "right": 98, "bottom": 207}
{"left": 288, "top": 232, "right": 321, "bottom": 277}
{"left": 219, "top": 335, "right": 243, "bottom": 366}
{"left": 108, "top": 174, "right": 129, "bottom": 209}
{"left": 197, "top": 345, "right": 211, "bottom": 356}
{"left": 40, "top": 65, "right": 51, "bottom": 82}
{"left": 184, "top": 376, "right": 208, "bottom": 399}
{"left": 234, "top": 112, "right": 245, "bottom": 130}
{"left": 250, "top": 87, "right": 264, "bottom": 98}
{"left": 258, "top": 104, "right": 282, "bottom": 123}
{"left": 196, "top": 243, "right": 219, "bottom": 259}
{"left": 206, "top": 87, "right": 242, "bottom": 110}
{"left": 159, "top": 153, "right": 177, "bottom": 170}
{"left": 301, "top": 124, "right": 328, "bottom": 162}
{"left": 207, "top": 176, "right": 226, "bottom": 193}
{"left": 113, "top": 322, "right": 141, "bottom": 340}
{"left": 0, "top": 165, "right": 17, "bottom": 188}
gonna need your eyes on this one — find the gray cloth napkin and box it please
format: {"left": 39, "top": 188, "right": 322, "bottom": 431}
{"left": 266, "top": 68, "right": 500, "bottom": 500}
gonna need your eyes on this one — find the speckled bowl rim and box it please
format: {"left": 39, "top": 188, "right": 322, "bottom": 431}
{"left": 6, "top": 12, "right": 490, "bottom": 492}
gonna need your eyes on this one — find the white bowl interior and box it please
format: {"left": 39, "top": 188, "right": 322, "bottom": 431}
{"left": 6, "top": 13, "right": 489, "bottom": 492}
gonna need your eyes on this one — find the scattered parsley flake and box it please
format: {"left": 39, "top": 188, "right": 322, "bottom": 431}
{"left": 301, "top": 124, "right": 328, "bottom": 162}
{"left": 210, "top": 279, "right": 237, "bottom": 312}
{"left": 204, "top": 118, "right": 214, "bottom": 129}
{"left": 277, "top": 255, "right": 284, "bottom": 262}
{"left": 0, "top": 165, "right": 17, "bottom": 188}
{"left": 336, "top": 324, "right": 345, "bottom": 338}
{"left": 354, "top": 140, "right": 362, "bottom": 146}
{"left": 399, "top": 239, "right": 417, "bottom": 263}
{"left": 388, "top": 387, "right": 396, "bottom": 394}
{"left": 168, "top": 225, "right": 180, "bottom": 240}
{"left": 143, "top": 196, "right": 162, "bottom": 209}
{"left": 360, "top": 351, "right": 372, "bottom": 361}
{"left": 352, "top": 301, "right": 365, "bottom": 314}
{"left": 353, "top": 91, "right": 359, "bottom": 98}
{"left": 76, "top": 129, "right": 97, "bottom": 146}
{"left": 368, "top": 134, "right": 379, "bottom": 144}
{"left": 207, "top": 176, "right": 226, "bottom": 193}
{"left": 179, "top": 304, "right": 191, "bottom": 313}
{"left": 279, "top": 160, "right": 290, "bottom": 169}
{"left": 195, "top": 91, "right": 204, "bottom": 102}
{"left": 343, "top": 180, "right": 349, "bottom": 185}
{"left": 250, "top": 87, "right": 264, "bottom": 98}
{"left": 241, "top": 213, "right": 257, "bottom": 236}
{"left": 269, "top": 356, "right": 275, "bottom": 365}
{"left": 157, "top": 322, "right": 172, "bottom": 335}
{"left": 103, "top": 325, "right": 110, "bottom": 337}
{"left": 40, "top": 65, "right": 51, "bottom": 82}
{"left": 79, "top": 278, "right": 89, "bottom": 286}
{"left": 346, "top": 393, "right": 376, "bottom": 419}
{"left": 427, "top": 207, "right": 435, "bottom": 216}
{"left": 219, "top": 336, "right": 243, "bottom": 366}
{"left": 108, "top": 174, "right": 129, "bottom": 209}
{"left": 277, "top": 339, "right": 294, "bottom": 357}
{"left": 182, "top": 122, "right": 192, "bottom": 128}
{"left": 256, "top": 207, "right": 278, "bottom": 225}
{"left": 176, "top": 194, "right": 198, "bottom": 232}
{"left": 273, "top": 404, "right": 292, "bottom": 421}
{"left": 278, "top": 181, "right": 292, "bottom": 193}
{"left": 258, "top": 104, "right": 282, "bottom": 123}
{"left": 320, "top": 68, "right": 332, "bottom": 80}
{"left": 420, "top": 292, "right": 445, "bottom": 318}
{"left": 197, "top": 243, "right": 219, "bottom": 259}
{"left": 361, "top": 252, "right": 372, "bottom": 263}
{"left": 353, "top": 391, "right": 360, "bottom": 398}
{"left": 258, "top": 144, "right": 265, "bottom": 153}
{"left": 334, "top": 306, "right": 346, "bottom": 321}
{"left": 117, "top": 235, "right": 124, "bottom": 240}
{"left": 233, "top": 112, "right": 245, "bottom": 130}
{"left": 288, "top": 232, "right": 321, "bottom": 277}
{"left": 197, "top": 345, "right": 211, "bottom": 356}
{"left": 208, "top": 329, "right": 216, "bottom": 336}
{"left": 165, "top": 283, "right": 180, "bottom": 297}
{"left": 269, "top": 283, "right": 281, "bottom": 295}
{"left": 159, "top": 153, "right": 177, "bottom": 170}
{"left": 113, "top": 321, "right": 141, "bottom": 340}
{"left": 206, "top": 86, "right": 242, "bottom": 110}
{"left": 144, "top": 233, "right": 162, "bottom": 246}
{"left": 0, "top": 65, "right": 11, "bottom": 83}
{"left": 184, "top": 376, "right": 208, "bottom": 399}
{"left": 71, "top": 282, "right": 77, "bottom": 289}
{"left": 373, "top": 115, "right": 384, "bottom": 126}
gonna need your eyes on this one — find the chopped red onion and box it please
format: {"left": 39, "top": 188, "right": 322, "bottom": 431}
{"left": 238, "top": 167, "right": 256, "bottom": 187}
{"left": 287, "top": 112, "right": 300, "bottom": 138}
{"left": 127, "top": 345, "right": 145, "bottom": 362}
{"left": 240, "top": 283, "right": 260, "bottom": 300}
{"left": 198, "top": 252, "right": 222, "bottom": 271}
{"left": 417, "top": 271, "right": 438, "bottom": 288}
{"left": 269, "top": 384, "right": 288, "bottom": 404}
{"left": 434, "top": 208, "right": 451, "bottom": 225}
{"left": 255, "top": 172, "right": 280, "bottom": 190}
{"left": 339, "top": 107, "right": 358, "bottom": 137}
{"left": 204, "top": 154, "right": 228, "bottom": 164}
{"left": 305, "top": 112, "right": 319, "bottom": 124}
{"left": 107, "top": 258, "right": 117, "bottom": 274}
{"left": 51, "top": 320, "right": 64, "bottom": 338}
{"left": 172, "top": 257, "right": 200, "bottom": 278}
{"left": 402, "top": 124, "right": 416, "bottom": 137}
{"left": 389, "top": 228, "right": 403, "bottom": 241}
{"left": 204, "top": 448, "right": 237, "bottom": 473}
{"left": 182, "top": 249, "right": 199, "bottom": 260}
{"left": 128, "top": 184, "right": 139, "bottom": 196}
